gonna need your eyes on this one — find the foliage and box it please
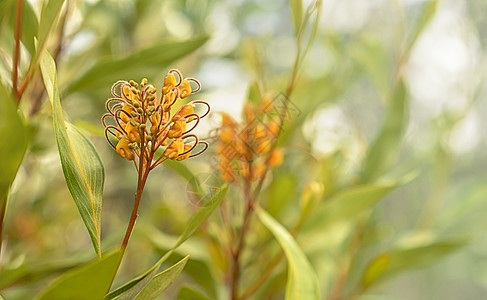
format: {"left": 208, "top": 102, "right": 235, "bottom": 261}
{"left": 0, "top": 0, "right": 485, "bottom": 299}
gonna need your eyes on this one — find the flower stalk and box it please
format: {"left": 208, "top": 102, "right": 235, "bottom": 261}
{"left": 102, "top": 70, "right": 210, "bottom": 252}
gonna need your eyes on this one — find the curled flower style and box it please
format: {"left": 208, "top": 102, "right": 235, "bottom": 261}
{"left": 102, "top": 70, "right": 210, "bottom": 171}
{"left": 214, "top": 98, "right": 283, "bottom": 183}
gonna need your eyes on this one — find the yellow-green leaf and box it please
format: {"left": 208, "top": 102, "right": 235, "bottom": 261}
{"left": 30, "top": 0, "right": 66, "bottom": 71}
{"left": 304, "top": 181, "right": 400, "bottom": 230}
{"left": 134, "top": 256, "right": 189, "bottom": 300}
{"left": 256, "top": 206, "right": 320, "bottom": 300}
{"left": 106, "top": 185, "right": 227, "bottom": 300}
{"left": 362, "top": 80, "right": 407, "bottom": 182}
{"left": 40, "top": 51, "right": 104, "bottom": 258}
{"left": 37, "top": 251, "right": 122, "bottom": 300}
{"left": 177, "top": 285, "right": 212, "bottom": 300}
{"left": 361, "top": 238, "right": 467, "bottom": 289}
{"left": 361, "top": 254, "right": 391, "bottom": 288}
{"left": 290, "top": 0, "right": 303, "bottom": 34}
{"left": 407, "top": 0, "right": 439, "bottom": 53}
{"left": 67, "top": 36, "right": 208, "bottom": 94}
{"left": 0, "top": 83, "right": 29, "bottom": 208}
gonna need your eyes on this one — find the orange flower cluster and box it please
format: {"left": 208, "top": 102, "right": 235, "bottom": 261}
{"left": 103, "top": 70, "right": 209, "bottom": 170}
{"left": 215, "top": 98, "right": 283, "bottom": 182}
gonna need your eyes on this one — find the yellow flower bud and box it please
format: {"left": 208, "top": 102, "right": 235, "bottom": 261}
{"left": 218, "top": 158, "right": 236, "bottom": 182}
{"left": 163, "top": 138, "right": 184, "bottom": 159}
{"left": 125, "top": 122, "right": 141, "bottom": 143}
{"left": 219, "top": 127, "right": 234, "bottom": 143}
{"left": 167, "top": 120, "right": 187, "bottom": 139}
{"left": 252, "top": 162, "right": 266, "bottom": 180}
{"left": 122, "top": 85, "right": 135, "bottom": 102}
{"left": 116, "top": 138, "right": 135, "bottom": 161}
{"left": 267, "top": 122, "right": 280, "bottom": 136}
{"left": 253, "top": 123, "right": 268, "bottom": 140}
{"left": 178, "top": 79, "right": 192, "bottom": 98}
{"left": 172, "top": 104, "right": 195, "bottom": 122}
{"left": 116, "top": 122, "right": 126, "bottom": 139}
{"left": 150, "top": 112, "right": 161, "bottom": 134}
{"left": 176, "top": 142, "right": 194, "bottom": 161}
{"left": 220, "top": 112, "right": 237, "bottom": 127}
{"left": 255, "top": 140, "right": 271, "bottom": 154}
{"left": 267, "top": 149, "right": 283, "bottom": 167}
{"left": 121, "top": 103, "right": 135, "bottom": 123}
{"left": 258, "top": 96, "right": 273, "bottom": 113}
{"left": 243, "top": 102, "right": 255, "bottom": 122}
{"left": 238, "top": 160, "right": 250, "bottom": 179}
{"left": 162, "top": 73, "right": 177, "bottom": 95}
{"left": 163, "top": 90, "right": 177, "bottom": 111}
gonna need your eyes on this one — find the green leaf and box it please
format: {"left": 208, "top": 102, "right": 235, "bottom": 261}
{"left": 30, "top": 0, "right": 66, "bottom": 69}
{"left": 40, "top": 51, "right": 104, "bottom": 258}
{"left": 20, "top": 1, "right": 39, "bottom": 54}
{"left": 362, "top": 80, "right": 407, "bottom": 182}
{"left": 245, "top": 80, "right": 262, "bottom": 105}
{"left": 5, "top": 0, "right": 38, "bottom": 54}
{"left": 174, "top": 184, "right": 227, "bottom": 248}
{"left": 141, "top": 227, "right": 216, "bottom": 298}
{"left": 67, "top": 36, "right": 209, "bottom": 94}
{"left": 37, "top": 251, "right": 122, "bottom": 300}
{"left": 0, "top": 257, "right": 85, "bottom": 290}
{"left": 290, "top": 0, "right": 303, "bottom": 34}
{"left": 361, "top": 238, "right": 467, "bottom": 289}
{"left": 177, "top": 285, "right": 212, "bottom": 300}
{"left": 0, "top": 0, "right": 13, "bottom": 24}
{"left": 0, "top": 83, "right": 29, "bottom": 208}
{"left": 305, "top": 181, "right": 400, "bottom": 230}
{"left": 351, "top": 36, "right": 391, "bottom": 99}
{"left": 265, "top": 174, "right": 296, "bottom": 217}
{"left": 165, "top": 160, "right": 204, "bottom": 198}
{"left": 256, "top": 206, "right": 320, "bottom": 300}
{"left": 437, "top": 177, "right": 487, "bottom": 229}
{"left": 407, "top": 0, "right": 439, "bottom": 52}
{"left": 106, "top": 185, "right": 227, "bottom": 300}
{"left": 134, "top": 256, "right": 189, "bottom": 300}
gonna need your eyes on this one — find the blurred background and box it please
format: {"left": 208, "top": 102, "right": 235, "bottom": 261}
{"left": 1, "top": 0, "right": 487, "bottom": 299}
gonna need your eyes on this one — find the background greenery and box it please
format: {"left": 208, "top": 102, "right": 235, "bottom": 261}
{"left": 1, "top": 0, "right": 487, "bottom": 299}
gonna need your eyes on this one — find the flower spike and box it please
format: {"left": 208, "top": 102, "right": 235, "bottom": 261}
{"left": 102, "top": 69, "right": 210, "bottom": 170}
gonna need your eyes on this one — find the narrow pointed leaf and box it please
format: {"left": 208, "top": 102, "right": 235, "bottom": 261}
{"left": 290, "top": 0, "right": 303, "bottom": 34}
{"left": 245, "top": 81, "right": 262, "bottom": 105}
{"left": 37, "top": 251, "right": 122, "bottom": 300}
{"left": 67, "top": 36, "right": 208, "bottom": 94}
{"left": 134, "top": 256, "right": 189, "bottom": 300}
{"left": 407, "top": 0, "right": 439, "bottom": 52}
{"left": 40, "top": 51, "right": 104, "bottom": 257}
{"left": 0, "top": 257, "right": 86, "bottom": 290}
{"left": 361, "top": 238, "right": 467, "bottom": 289}
{"left": 106, "top": 185, "right": 227, "bottom": 299}
{"left": 174, "top": 184, "right": 227, "bottom": 248}
{"left": 362, "top": 80, "right": 407, "bottom": 182}
{"left": 304, "top": 181, "right": 400, "bottom": 230}
{"left": 256, "top": 206, "right": 320, "bottom": 300}
{"left": 351, "top": 36, "right": 391, "bottom": 99}
{"left": 177, "top": 285, "right": 212, "bottom": 300}
{"left": 0, "top": 83, "right": 29, "bottom": 208}
{"left": 30, "top": 0, "right": 66, "bottom": 70}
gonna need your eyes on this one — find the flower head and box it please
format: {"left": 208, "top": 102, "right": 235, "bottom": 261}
{"left": 213, "top": 98, "right": 283, "bottom": 183}
{"left": 103, "top": 69, "right": 209, "bottom": 171}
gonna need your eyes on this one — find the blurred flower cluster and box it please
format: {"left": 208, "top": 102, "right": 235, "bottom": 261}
{"left": 215, "top": 97, "right": 283, "bottom": 183}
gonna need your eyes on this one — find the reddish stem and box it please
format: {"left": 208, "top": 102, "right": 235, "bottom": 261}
{"left": 12, "top": 0, "right": 23, "bottom": 103}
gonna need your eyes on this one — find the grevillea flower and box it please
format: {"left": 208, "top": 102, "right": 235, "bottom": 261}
{"left": 214, "top": 99, "right": 283, "bottom": 183}
{"left": 102, "top": 69, "right": 210, "bottom": 171}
